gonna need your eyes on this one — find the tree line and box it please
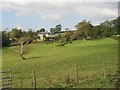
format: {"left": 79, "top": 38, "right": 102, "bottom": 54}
{"left": 1, "top": 17, "right": 120, "bottom": 47}
{"left": 66, "top": 17, "right": 120, "bottom": 42}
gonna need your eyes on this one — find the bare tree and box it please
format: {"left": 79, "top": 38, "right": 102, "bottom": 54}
{"left": 13, "top": 37, "right": 29, "bottom": 61}
{"left": 20, "top": 42, "right": 25, "bottom": 61}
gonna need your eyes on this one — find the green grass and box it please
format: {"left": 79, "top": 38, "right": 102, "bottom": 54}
{"left": 2, "top": 38, "right": 118, "bottom": 88}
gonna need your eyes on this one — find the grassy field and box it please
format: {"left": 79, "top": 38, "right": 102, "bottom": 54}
{"left": 2, "top": 38, "right": 118, "bottom": 88}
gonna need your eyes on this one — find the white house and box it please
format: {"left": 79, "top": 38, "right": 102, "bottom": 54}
{"left": 38, "top": 32, "right": 55, "bottom": 41}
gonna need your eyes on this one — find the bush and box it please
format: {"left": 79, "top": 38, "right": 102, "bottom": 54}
{"left": 111, "top": 35, "right": 120, "bottom": 41}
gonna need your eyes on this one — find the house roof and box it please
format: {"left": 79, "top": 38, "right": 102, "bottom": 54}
{"left": 39, "top": 32, "right": 50, "bottom": 34}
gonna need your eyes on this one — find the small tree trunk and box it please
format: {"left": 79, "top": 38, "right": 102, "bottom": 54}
{"left": 83, "top": 38, "right": 86, "bottom": 42}
{"left": 20, "top": 42, "right": 24, "bottom": 61}
{"left": 83, "top": 36, "right": 86, "bottom": 42}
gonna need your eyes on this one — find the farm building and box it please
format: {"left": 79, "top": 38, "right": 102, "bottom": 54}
{"left": 38, "top": 32, "right": 55, "bottom": 41}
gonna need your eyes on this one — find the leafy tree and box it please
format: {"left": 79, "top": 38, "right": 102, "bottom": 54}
{"left": 55, "top": 24, "right": 62, "bottom": 33}
{"left": 70, "top": 31, "right": 80, "bottom": 40}
{"left": 28, "top": 29, "right": 33, "bottom": 37}
{"left": 9, "top": 28, "right": 22, "bottom": 39}
{"left": 40, "top": 28, "right": 46, "bottom": 32}
{"left": 65, "top": 31, "right": 73, "bottom": 42}
{"left": 1, "top": 31, "right": 10, "bottom": 47}
{"left": 112, "top": 17, "right": 120, "bottom": 35}
{"left": 75, "top": 20, "right": 93, "bottom": 41}
{"left": 26, "top": 29, "right": 38, "bottom": 43}
{"left": 50, "top": 28, "right": 55, "bottom": 34}
{"left": 100, "top": 20, "right": 113, "bottom": 37}
{"left": 92, "top": 25, "right": 102, "bottom": 38}
{"left": 50, "top": 24, "right": 62, "bottom": 34}
{"left": 36, "top": 28, "right": 46, "bottom": 34}
{"left": 65, "top": 28, "right": 69, "bottom": 31}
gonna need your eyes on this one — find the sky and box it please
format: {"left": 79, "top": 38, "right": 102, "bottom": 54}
{"left": 0, "top": 0, "right": 119, "bottom": 31}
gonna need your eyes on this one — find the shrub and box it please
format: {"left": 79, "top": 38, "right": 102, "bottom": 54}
{"left": 111, "top": 35, "right": 120, "bottom": 41}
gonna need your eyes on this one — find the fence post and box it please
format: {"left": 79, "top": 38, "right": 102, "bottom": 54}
{"left": 32, "top": 70, "right": 36, "bottom": 90}
{"left": 75, "top": 64, "right": 79, "bottom": 83}
{"left": 103, "top": 63, "right": 106, "bottom": 78}
{"left": 10, "top": 71, "right": 12, "bottom": 88}
{"left": 20, "top": 79, "right": 23, "bottom": 88}
{"left": 47, "top": 75, "right": 52, "bottom": 84}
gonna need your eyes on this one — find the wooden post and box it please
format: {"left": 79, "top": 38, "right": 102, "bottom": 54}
{"left": 7, "top": 70, "right": 12, "bottom": 88}
{"left": 103, "top": 63, "right": 106, "bottom": 78}
{"left": 10, "top": 71, "right": 12, "bottom": 88}
{"left": 64, "top": 74, "right": 70, "bottom": 83}
{"left": 32, "top": 70, "right": 36, "bottom": 90}
{"left": 75, "top": 64, "right": 79, "bottom": 83}
{"left": 47, "top": 75, "right": 52, "bottom": 84}
{"left": 20, "top": 42, "right": 24, "bottom": 61}
{"left": 20, "top": 80, "right": 23, "bottom": 88}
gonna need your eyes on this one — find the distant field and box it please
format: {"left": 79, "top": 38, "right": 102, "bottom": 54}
{"left": 2, "top": 38, "right": 118, "bottom": 88}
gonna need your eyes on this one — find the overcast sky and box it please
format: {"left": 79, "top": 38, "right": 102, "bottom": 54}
{"left": 0, "top": 0, "right": 119, "bottom": 31}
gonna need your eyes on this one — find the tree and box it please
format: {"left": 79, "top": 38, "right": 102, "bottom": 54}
{"left": 55, "top": 24, "right": 62, "bottom": 33}
{"left": 40, "top": 28, "right": 45, "bottom": 32}
{"left": 27, "top": 29, "right": 37, "bottom": 43}
{"left": 28, "top": 29, "right": 33, "bottom": 37}
{"left": 65, "top": 28, "right": 69, "bottom": 31}
{"left": 100, "top": 20, "right": 113, "bottom": 37}
{"left": 92, "top": 25, "right": 102, "bottom": 38}
{"left": 75, "top": 20, "right": 93, "bottom": 41}
{"left": 9, "top": 28, "right": 21, "bottom": 39}
{"left": 36, "top": 28, "right": 46, "bottom": 34}
{"left": 70, "top": 34, "right": 76, "bottom": 40}
{"left": 14, "top": 37, "right": 30, "bottom": 61}
{"left": 65, "top": 31, "right": 73, "bottom": 42}
{"left": 70, "top": 31, "right": 80, "bottom": 40}
{"left": 50, "top": 24, "right": 62, "bottom": 34}
{"left": 20, "top": 41, "right": 24, "bottom": 61}
{"left": 50, "top": 28, "right": 55, "bottom": 34}
{"left": 1, "top": 31, "right": 10, "bottom": 47}
{"left": 112, "top": 17, "right": 120, "bottom": 35}
{"left": 9, "top": 29, "right": 36, "bottom": 61}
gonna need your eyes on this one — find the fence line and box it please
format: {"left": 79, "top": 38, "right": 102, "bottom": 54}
{"left": 0, "top": 70, "right": 12, "bottom": 88}
{"left": 1, "top": 63, "right": 114, "bottom": 88}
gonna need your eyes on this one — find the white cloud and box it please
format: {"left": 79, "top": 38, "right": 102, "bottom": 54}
{"left": 73, "top": 2, "right": 118, "bottom": 25}
{"left": 74, "top": 3, "right": 118, "bottom": 17}
{"left": 40, "top": 12, "right": 62, "bottom": 20}
{"left": 102, "top": 8, "right": 117, "bottom": 17}
{"left": 1, "top": 2, "right": 118, "bottom": 25}
{"left": 2, "top": 2, "right": 70, "bottom": 21}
